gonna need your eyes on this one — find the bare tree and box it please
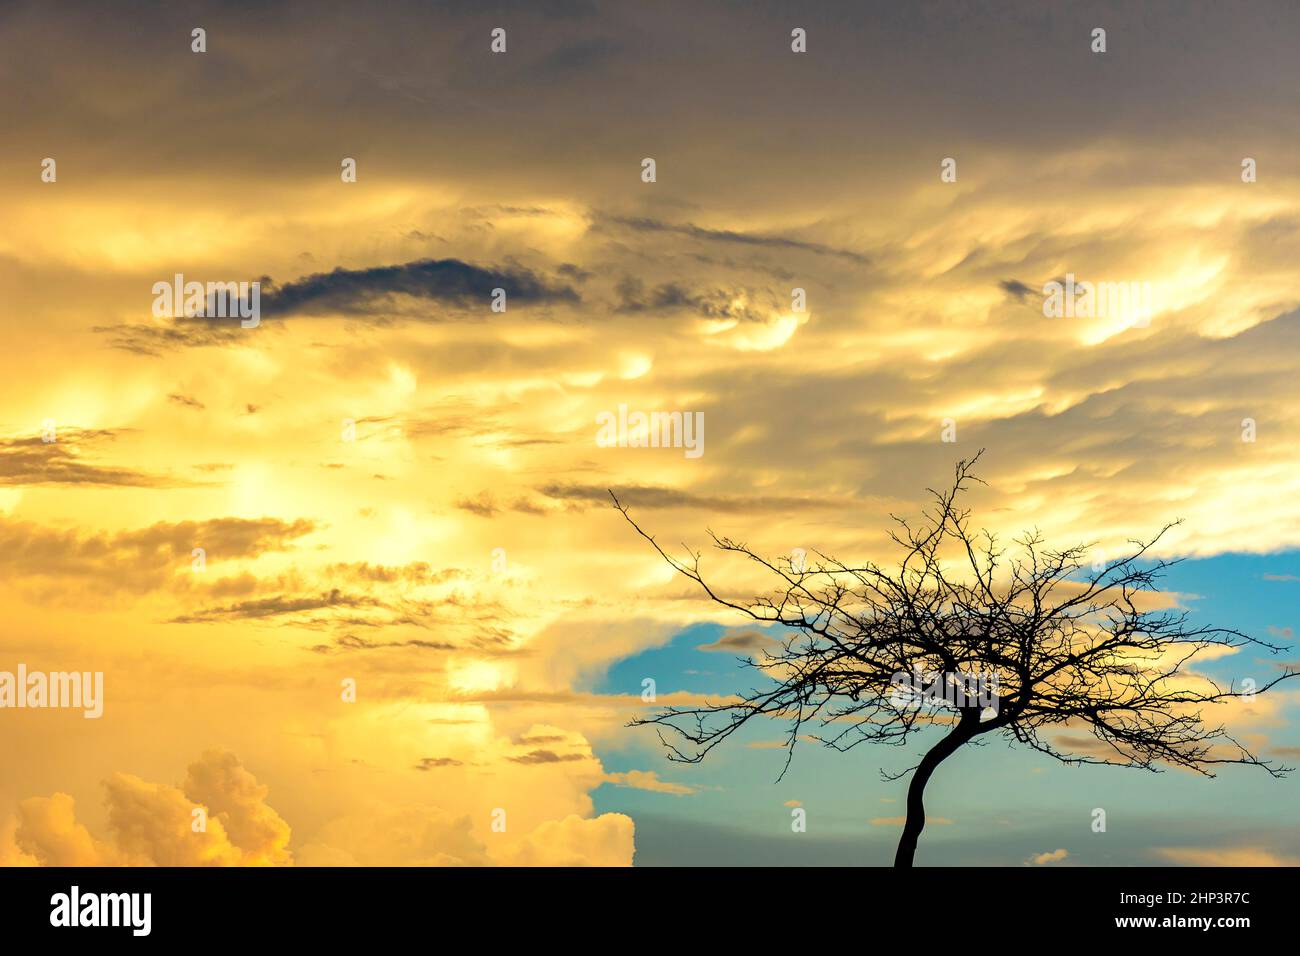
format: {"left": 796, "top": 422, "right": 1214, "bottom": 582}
{"left": 613, "top": 455, "right": 1298, "bottom": 866}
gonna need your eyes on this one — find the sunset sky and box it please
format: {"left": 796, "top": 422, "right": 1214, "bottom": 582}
{"left": 2, "top": 0, "right": 1299, "bottom": 867}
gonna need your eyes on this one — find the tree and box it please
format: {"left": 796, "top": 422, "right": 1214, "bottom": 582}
{"left": 612, "top": 455, "right": 1298, "bottom": 866}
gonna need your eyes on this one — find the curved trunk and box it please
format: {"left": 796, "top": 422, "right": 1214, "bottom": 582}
{"left": 893, "top": 717, "right": 979, "bottom": 867}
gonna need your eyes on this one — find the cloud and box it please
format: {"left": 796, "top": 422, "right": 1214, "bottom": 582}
{"left": 1026, "top": 848, "right": 1070, "bottom": 865}
{"left": 297, "top": 805, "right": 634, "bottom": 867}
{"left": 0, "top": 816, "right": 38, "bottom": 867}
{"left": 0, "top": 515, "right": 315, "bottom": 594}
{"left": 4, "top": 751, "right": 290, "bottom": 867}
{"left": 9, "top": 0, "right": 1300, "bottom": 870}
{"left": 101, "top": 773, "right": 246, "bottom": 866}
{"left": 507, "top": 749, "right": 590, "bottom": 765}
{"left": 297, "top": 805, "right": 489, "bottom": 867}
{"left": 517, "top": 732, "right": 569, "bottom": 744}
{"left": 0, "top": 429, "right": 188, "bottom": 488}
{"left": 602, "top": 770, "right": 698, "bottom": 796}
{"left": 98, "top": 258, "right": 582, "bottom": 351}
{"left": 1049, "top": 734, "right": 1118, "bottom": 757}
{"left": 312, "top": 634, "right": 461, "bottom": 654}
{"left": 696, "top": 630, "right": 774, "bottom": 653}
{"left": 181, "top": 750, "right": 293, "bottom": 865}
{"left": 414, "top": 757, "right": 464, "bottom": 770}
{"left": 614, "top": 277, "right": 772, "bottom": 322}
{"left": 456, "top": 492, "right": 501, "bottom": 517}
{"left": 167, "top": 393, "right": 205, "bottom": 410}
{"left": 172, "top": 579, "right": 514, "bottom": 647}
{"left": 97, "top": 318, "right": 250, "bottom": 356}
{"left": 4, "top": 793, "right": 112, "bottom": 866}
{"left": 169, "top": 590, "right": 385, "bottom": 624}
{"left": 999, "top": 278, "right": 1036, "bottom": 301}
{"left": 542, "top": 483, "right": 849, "bottom": 514}
{"left": 1154, "top": 846, "right": 1300, "bottom": 866}
{"left": 5, "top": 749, "right": 634, "bottom": 867}
{"left": 497, "top": 813, "right": 634, "bottom": 867}
{"left": 331, "top": 561, "right": 465, "bottom": 585}
{"left": 259, "top": 258, "right": 580, "bottom": 319}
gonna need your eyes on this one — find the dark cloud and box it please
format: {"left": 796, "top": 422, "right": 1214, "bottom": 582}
{"left": 556, "top": 262, "right": 593, "bottom": 281}
{"left": 96, "top": 258, "right": 582, "bottom": 354}
{"left": 259, "top": 258, "right": 580, "bottom": 318}
{"left": 168, "top": 393, "right": 205, "bottom": 410}
{"left": 615, "top": 277, "right": 769, "bottom": 321}
{"left": 999, "top": 279, "right": 1036, "bottom": 301}
{"left": 506, "top": 749, "right": 588, "bottom": 765}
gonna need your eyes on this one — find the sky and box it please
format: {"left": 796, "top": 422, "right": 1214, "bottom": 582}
{"left": 1, "top": 0, "right": 1299, "bottom": 867}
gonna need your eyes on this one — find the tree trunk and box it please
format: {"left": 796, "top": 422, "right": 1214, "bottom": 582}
{"left": 893, "top": 716, "right": 978, "bottom": 867}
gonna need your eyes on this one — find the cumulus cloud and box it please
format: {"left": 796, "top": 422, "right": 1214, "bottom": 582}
{"left": 182, "top": 750, "right": 293, "bottom": 865}
{"left": 496, "top": 813, "right": 634, "bottom": 867}
{"left": 4, "top": 749, "right": 638, "bottom": 868}
{"left": 3, "top": 751, "right": 290, "bottom": 867}
{"left": 5, "top": 793, "right": 113, "bottom": 866}
{"left": 297, "top": 805, "right": 489, "bottom": 867}
{"left": 298, "top": 807, "right": 634, "bottom": 867}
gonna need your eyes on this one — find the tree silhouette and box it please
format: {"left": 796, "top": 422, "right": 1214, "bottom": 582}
{"left": 613, "top": 455, "right": 1298, "bottom": 866}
